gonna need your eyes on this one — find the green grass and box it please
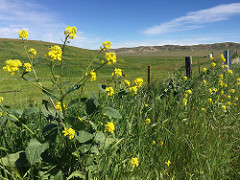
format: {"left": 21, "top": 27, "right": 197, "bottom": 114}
{"left": 0, "top": 38, "right": 221, "bottom": 108}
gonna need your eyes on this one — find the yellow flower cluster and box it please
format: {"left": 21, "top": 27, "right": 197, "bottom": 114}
{"left": 55, "top": 102, "right": 65, "bottom": 111}
{"left": 220, "top": 54, "right": 226, "bottom": 62}
{"left": 23, "top": 63, "right": 32, "bottom": 72}
{"left": 28, "top": 48, "right": 37, "bottom": 56}
{"left": 62, "top": 127, "right": 75, "bottom": 139}
{"left": 113, "top": 68, "right": 122, "bottom": 77}
{"left": 134, "top": 78, "right": 143, "bottom": 87}
{"left": 129, "top": 86, "right": 138, "bottom": 96}
{"left": 105, "top": 87, "right": 114, "bottom": 96}
{"left": 211, "top": 62, "right": 216, "bottom": 67}
{"left": 64, "top": 26, "right": 77, "bottom": 39}
{"left": 105, "top": 52, "right": 117, "bottom": 64}
{"left": 101, "top": 41, "right": 111, "bottom": 51}
{"left": 202, "top": 68, "right": 207, "bottom": 72}
{"left": 19, "top": 29, "right": 28, "bottom": 39}
{"left": 105, "top": 122, "right": 115, "bottom": 134}
{"left": 90, "top": 70, "right": 97, "bottom": 82}
{"left": 129, "top": 157, "right": 139, "bottom": 168}
{"left": 46, "top": 45, "right": 62, "bottom": 62}
{"left": 3, "top": 59, "right": 22, "bottom": 75}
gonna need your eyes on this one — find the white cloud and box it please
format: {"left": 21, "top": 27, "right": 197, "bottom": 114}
{"left": 143, "top": 3, "right": 240, "bottom": 35}
{"left": 0, "top": 0, "right": 99, "bottom": 49}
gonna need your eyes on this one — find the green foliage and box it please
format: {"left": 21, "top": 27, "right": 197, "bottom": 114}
{"left": 0, "top": 29, "right": 240, "bottom": 179}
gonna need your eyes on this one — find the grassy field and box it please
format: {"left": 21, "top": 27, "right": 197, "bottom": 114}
{"left": 0, "top": 38, "right": 227, "bottom": 108}
{"left": 0, "top": 37, "right": 240, "bottom": 179}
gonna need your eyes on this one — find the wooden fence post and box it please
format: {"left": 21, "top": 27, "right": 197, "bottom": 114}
{"left": 148, "top": 66, "right": 150, "bottom": 85}
{"left": 185, "top": 56, "right": 192, "bottom": 79}
{"left": 224, "top": 50, "right": 231, "bottom": 69}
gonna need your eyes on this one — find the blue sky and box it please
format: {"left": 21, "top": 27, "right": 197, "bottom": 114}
{"left": 0, "top": 0, "right": 240, "bottom": 49}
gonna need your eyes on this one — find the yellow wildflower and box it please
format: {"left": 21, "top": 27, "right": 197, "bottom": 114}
{"left": 102, "top": 41, "right": 111, "bottom": 50}
{"left": 28, "top": 48, "right": 37, "bottom": 56}
{"left": 55, "top": 102, "right": 65, "bottom": 111}
{"left": 211, "top": 62, "right": 216, "bottom": 67}
{"left": 46, "top": 45, "right": 62, "bottom": 62}
{"left": 0, "top": 97, "right": 3, "bottom": 103}
{"left": 105, "top": 122, "right": 115, "bottom": 134}
{"left": 90, "top": 70, "right": 97, "bottom": 82}
{"left": 208, "top": 98, "right": 212, "bottom": 103}
{"left": 221, "top": 105, "right": 226, "bottom": 110}
{"left": 62, "top": 127, "right": 75, "bottom": 139}
{"left": 124, "top": 80, "right": 131, "bottom": 86}
{"left": 160, "top": 140, "right": 164, "bottom": 146}
{"left": 201, "top": 108, "right": 206, "bottom": 111}
{"left": 145, "top": 118, "right": 151, "bottom": 125}
{"left": 220, "top": 54, "right": 226, "bottom": 62}
{"left": 224, "top": 84, "right": 228, "bottom": 88}
{"left": 113, "top": 68, "right": 122, "bottom": 77}
{"left": 19, "top": 29, "right": 28, "bottom": 39}
{"left": 202, "top": 68, "right": 207, "bottom": 72}
{"left": 208, "top": 89, "right": 212, "bottom": 94}
{"left": 219, "top": 74, "right": 223, "bottom": 79}
{"left": 227, "top": 95, "right": 231, "bottom": 99}
{"left": 227, "top": 69, "right": 233, "bottom": 75}
{"left": 134, "top": 78, "right": 143, "bottom": 87}
{"left": 105, "top": 87, "right": 114, "bottom": 96}
{"left": 145, "top": 104, "right": 148, "bottom": 107}
{"left": 219, "top": 79, "right": 223, "bottom": 87}
{"left": 210, "top": 56, "right": 214, "bottom": 60}
{"left": 227, "top": 101, "right": 231, "bottom": 106}
{"left": 202, "top": 80, "right": 207, "bottom": 84}
{"left": 220, "top": 90, "right": 224, "bottom": 95}
{"left": 184, "top": 76, "right": 187, "bottom": 81}
{"left": 183, "top": 98, "right": 187, "bottom": 106}
{"left": 3, "top": 59, "right": 22, "bottom": 75}
{"left": 235, "top": 97, "right": 238, "bottom": 101}
{"left": 186, "top": 89, "right": 192, "bottom": 94}
{"left": 64, "top": 26, "right": 77, "bottom": 39}
{"left": 23, "top": 63, "right": 32, "bottom": 72}
{"left": 129, "top": 157, "right": 139, "bottom": 168}
{"left": 165, "top": 160, "right": 171, "bottom": 167}
{"left": 105, "top": 52, "right": 117, "bottom": 64}
{"left": 231, "top": 89, "right": 235, "bottom": 93}
{"left": 152, "top": 140, "right": 156, "bottom": 145}
{"left": 129, "top": 86, "right": 138, "bottom": 96}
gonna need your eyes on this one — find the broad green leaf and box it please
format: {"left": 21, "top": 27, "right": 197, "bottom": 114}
{"left": 54, "top": 170, "right": 64, "bottom": 180}
{"left": 86, "top": 91, "right": 100, "bottom": 115}
{"left": 95, "top": 131, "right": 106, "bottom": 144}
{"left": 67, "top": 170, "right": 85, "bottom": 180}
{"left": 75, "top": 130, "right": 94, "bottom": 143}
{"left": 102, "top": 107, "right": 122, "bottom": 119}
{"left": 104, "top": 137, "right": 115, "bottom": 149}
{"left": 79, "top": 144, "right": 91, "bottom": 153}
{"left": 25, "top": 139, "right": 49, "bottom": 165}
{"left": 0, "top": 151, "right": 29, "bottom": 167}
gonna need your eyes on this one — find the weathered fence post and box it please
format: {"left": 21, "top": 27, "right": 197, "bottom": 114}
{"left": 148, "top": 66, "right": 150, "bottom": 85}
{"left": 224, "top": 50, "right": 231, "bottom": 69}
{"left": 185, "top": 56, "right": 192, "bottom": 78}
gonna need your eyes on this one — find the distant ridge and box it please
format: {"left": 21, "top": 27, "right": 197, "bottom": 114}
{"left": 113, "top": 42, "right": 240, "bottom": 54}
